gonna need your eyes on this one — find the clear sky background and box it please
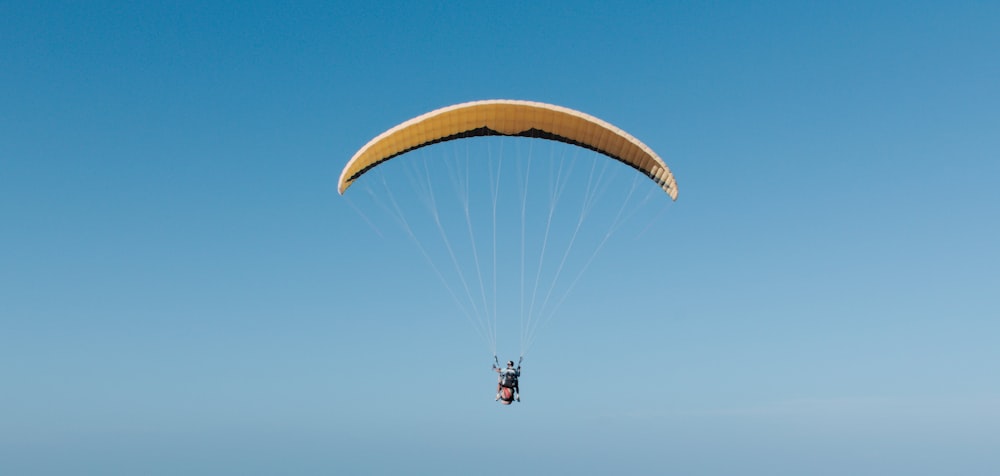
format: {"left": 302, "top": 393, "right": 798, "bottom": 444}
{"left": 3, "top": 1, "right": 999, "bottom": 475}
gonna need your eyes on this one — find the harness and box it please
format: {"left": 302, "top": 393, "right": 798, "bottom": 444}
{"left": 500, "top": 369, "right": 518, "bottom": 388}
{"left": 494, "top": 355, "right": 522, "bottom": 388}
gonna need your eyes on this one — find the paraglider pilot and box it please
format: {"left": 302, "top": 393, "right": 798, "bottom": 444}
{"left": 494, "top": 359, "right": 521, "bottom": 402}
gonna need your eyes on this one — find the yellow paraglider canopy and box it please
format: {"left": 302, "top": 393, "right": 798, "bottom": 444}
{"left": 338, "top": 99, "right": 678, "bottom": 200}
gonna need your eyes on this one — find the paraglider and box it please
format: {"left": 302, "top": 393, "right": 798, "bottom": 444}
{"left": 493, "top": 358, "right": 521, "bottom": 405}
{"left": 338, "top": 100, "right": 678, "bottom": 199}
{"left": 339, "top": 100, "right": 678, "bottom": 405}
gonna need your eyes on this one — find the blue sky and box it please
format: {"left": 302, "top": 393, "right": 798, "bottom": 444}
{"left": 2, "top": 1, "right": 999, "bottom": 474}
